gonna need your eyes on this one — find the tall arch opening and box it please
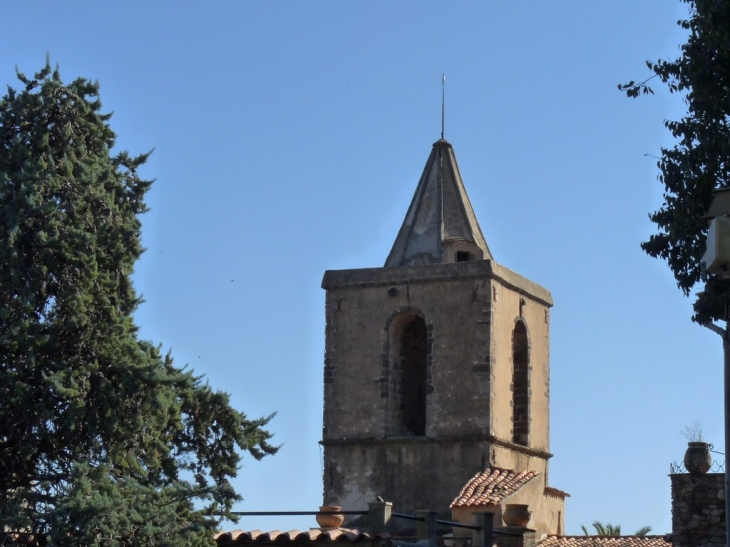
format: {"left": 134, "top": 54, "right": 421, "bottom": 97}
{"left": 512, "top": 320, "right": 529, "bottom": 446}
{"left": 387, "top": 314, "right": 428, "bottom": 437}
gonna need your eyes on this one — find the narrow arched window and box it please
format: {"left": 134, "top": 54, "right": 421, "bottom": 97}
{"left": 512, "top": 321, "right": 529, "bottom": 446}
{"left": 387, "top": 314, "right": 427, "bottom": 436}
{"left": 401, "top": 318, "right": 427, "bottom": 435}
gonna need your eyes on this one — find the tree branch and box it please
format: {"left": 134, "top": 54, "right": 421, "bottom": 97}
{"left": 702, "top": 322, "right": 726, "bottom": 336}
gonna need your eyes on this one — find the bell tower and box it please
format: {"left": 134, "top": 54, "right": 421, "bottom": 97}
{"left": 320, "top": 139, "right": 563, "bottom": 533}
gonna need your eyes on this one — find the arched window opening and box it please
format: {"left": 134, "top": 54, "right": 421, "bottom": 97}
{"left": 388, "top": 314, "right": 428, "bottom": 437}
{"left": 401, "top": 318, "right": 427, "bottom": 436}
{"left": 445, "top": 239, "right": 483, "bottom": 263}
{"left": 512, "top": 321, "right": 529, "bottom": 446}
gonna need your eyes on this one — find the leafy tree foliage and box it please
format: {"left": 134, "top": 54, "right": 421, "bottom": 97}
{"left": 0, "top": 60, "right": 277, "bottom": 546}
{"left": 580, "top": 522, "right": 652, "bottom": 536}
{"left": 620, "top": 0, "right": 730, "bottom": 324}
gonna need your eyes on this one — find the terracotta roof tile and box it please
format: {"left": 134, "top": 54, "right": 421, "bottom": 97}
{"left": 539, "top": 536, "right": 671, "bottom": 547}
{"left": 544, "top": 486, "right": 571, "bottom": 499}
{"left": 450, "top": 467, "right": 539, "bottom": 508}
{"left": 215, "top": 528, "right": 389, "bottom": 546}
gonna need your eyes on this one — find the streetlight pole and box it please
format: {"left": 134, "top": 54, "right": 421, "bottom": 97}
{"left": 725, "top": 332, "right": 730, "bottom": 546}
{"left": 701, "top": 320, "right": 730, "bottom": 546}
{"left": 699, "top": 190, "right": 730, "bottom": 547}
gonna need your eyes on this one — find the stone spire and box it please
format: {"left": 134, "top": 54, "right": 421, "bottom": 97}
{"left": 385, "top": 139, "right": 492, "bottom": 267}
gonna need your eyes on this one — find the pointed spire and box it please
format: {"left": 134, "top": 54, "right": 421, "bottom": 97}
{"left": 385, "top": 139, "right": 492, "bottom": 267}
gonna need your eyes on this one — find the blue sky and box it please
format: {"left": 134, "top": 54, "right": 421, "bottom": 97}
{"left": 2, "top": 0, "right": 717, "bottom": 536}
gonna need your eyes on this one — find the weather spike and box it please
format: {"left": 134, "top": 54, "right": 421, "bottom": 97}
{"left": 441, "top": 74, "right": 446, "bottom": 140}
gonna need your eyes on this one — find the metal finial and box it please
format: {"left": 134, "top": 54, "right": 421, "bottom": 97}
{"left": 441, "top": 74, "right": 445, "bottom": 140}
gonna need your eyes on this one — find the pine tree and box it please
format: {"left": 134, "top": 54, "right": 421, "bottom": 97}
{"left": 0, "top": 59, "right": 277, "bottom": 546}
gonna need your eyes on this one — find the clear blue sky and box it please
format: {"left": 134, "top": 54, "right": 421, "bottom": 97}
{"left": 2, "top": 0, "right": 717, "bottom": 536}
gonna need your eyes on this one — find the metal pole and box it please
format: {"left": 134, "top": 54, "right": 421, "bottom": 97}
{"left": 472, "top": 512, "right": 494, "bottom": 547}
{"left": 416, "top": 510, "right": 437, "bottom": 547}
{"left": 703, "top": 318, "right": 730, "bottom": 547}
{"left": 441, "top": 74, "right": 445, "bottom": 140}
{"left": 722, "top": 330, "right": 730, "bottom": 547}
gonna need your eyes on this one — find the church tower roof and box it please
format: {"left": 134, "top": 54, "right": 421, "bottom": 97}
{"left": 385, "top": 139, "right": 492, "bottom": 267}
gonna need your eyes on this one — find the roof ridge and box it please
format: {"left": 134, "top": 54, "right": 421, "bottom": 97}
{"left": 547, "top": 536, "right": 668, "bottom": 539}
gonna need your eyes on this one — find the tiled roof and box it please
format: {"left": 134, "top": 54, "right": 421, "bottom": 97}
{"left": 450, "top": 467, "right": 539, "bottom": 508}
{"left": 215, "top": 528, "right": 389, "bottom": 546}
{"left": 544, "top": 486, "right": 570, "bottom": 499}
{"left": 539, "top": 536, "right": 671, "bottom": 547}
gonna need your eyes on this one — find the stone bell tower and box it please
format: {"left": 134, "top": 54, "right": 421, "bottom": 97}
{"left": 320, "top": 139, "right": 563, "bottom": 531}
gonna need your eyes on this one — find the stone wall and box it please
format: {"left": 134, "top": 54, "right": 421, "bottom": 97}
{"left": 495, "top": 527, "right": 536, "bottom": 547}
{"left": 320, "top": 259, "right": 561, "bottom": 535}
{"left": 671, "top": 473, "right": 725, "bottom": 547}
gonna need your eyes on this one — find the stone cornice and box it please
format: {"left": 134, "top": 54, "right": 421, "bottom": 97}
{"left": 320, "top": 434, "right": 553, "bottom": 460}
{"left": 321, "top": 260, "right": 552, "bottom": 307}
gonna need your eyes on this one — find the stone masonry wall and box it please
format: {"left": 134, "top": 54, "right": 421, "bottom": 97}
{"left": 671, "top": 473, "right": 725, "bottom": 547}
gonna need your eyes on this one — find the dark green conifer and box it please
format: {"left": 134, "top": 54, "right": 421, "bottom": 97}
{"left": 0, "top": 59, "right": 277, "bottom": 546}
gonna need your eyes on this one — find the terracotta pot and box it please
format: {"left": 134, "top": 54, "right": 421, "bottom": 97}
{"left": 317, "top": 505, "right": 344, "bottom": 528}
{"left": 684, "top": 442, "right": 712, "bottom": 474}
{"left": 502, "top": 504, "right": 531, "bottom": 527}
